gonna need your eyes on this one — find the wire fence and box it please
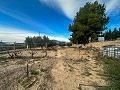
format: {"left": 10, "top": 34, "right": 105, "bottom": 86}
{"left": 103, "top": 46, "right": 120, "bottom": 58}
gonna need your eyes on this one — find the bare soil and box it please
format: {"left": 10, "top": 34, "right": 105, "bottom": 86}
{"left": 0, "top": 41, "right": 119, "bottom": 90}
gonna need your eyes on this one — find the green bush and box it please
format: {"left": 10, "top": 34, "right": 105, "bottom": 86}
{"left": 96, "top": 55, "right": 120, "bottom": 90}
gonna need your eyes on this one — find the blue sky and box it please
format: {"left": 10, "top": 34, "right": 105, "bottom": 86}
{"left": 0, "top": 0, "right": 120, "bottom": 42}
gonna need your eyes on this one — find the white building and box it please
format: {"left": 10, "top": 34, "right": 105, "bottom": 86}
{"left": 98, "top": 37, "right": 105, "bottom": 42}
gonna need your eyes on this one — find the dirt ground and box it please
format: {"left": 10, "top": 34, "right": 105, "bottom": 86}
{"left": 51, "top": 47, "right": 105, "bottom": 90}
{"left": 0, "top": 41, "right": 119, "bottom": 90}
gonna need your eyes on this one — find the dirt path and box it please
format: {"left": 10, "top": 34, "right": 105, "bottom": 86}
{"left": 51, "top": 48, "right": 106, "bottom": 90}
{"left": 52, "top": 59, "right": 81, "bottom": 90}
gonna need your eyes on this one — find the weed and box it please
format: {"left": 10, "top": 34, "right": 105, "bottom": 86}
{"left": 81, "top": 71, "right": 92, "bottom": 76}
{"left": 96, "top": 55, "right": 120, "bottom": 90}
{"left": 40, "top": 68, "right": 48, "bottom": 72}
{"left": 19, "top": 76, "right": 37, "bottom": 88}
{"left": 30, "top": 70, "right": 39, "bottom": 75}
{"left": 0, "top": 56, "right": 8, "bottom": 63}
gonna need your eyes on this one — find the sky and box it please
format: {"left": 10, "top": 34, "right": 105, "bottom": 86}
{"left": 0, "top": 0, "right": 120, "bottom": 42}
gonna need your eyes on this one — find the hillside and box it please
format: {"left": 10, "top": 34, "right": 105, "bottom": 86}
{"left": 0, "top": 41, "right": 120, "bottom": 90}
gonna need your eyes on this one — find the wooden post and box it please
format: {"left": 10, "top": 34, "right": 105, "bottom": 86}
{"left": 31, "top": 50, "right": 34, "bottom": 59}
{"left": 14, "top": 42, "right": 16, "bottom": 59}
{"left": 45, "top": 50, "right": 47, "bottom": 57}
{"left": 78, "top": 46, "right": 81, "bottom": 59}
{"left": 78, "top": 48, "right": 80, "bottom": 59}
{"left": 0, "top": 40, "right": 2, "bottom": 53}
{"left": 26, "top": 61, "right": 29, "bottom": 77}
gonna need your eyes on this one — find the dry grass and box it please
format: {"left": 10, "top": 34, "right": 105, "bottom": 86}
{"left": 1, "top": 41, "right": 120, "bottom": 90}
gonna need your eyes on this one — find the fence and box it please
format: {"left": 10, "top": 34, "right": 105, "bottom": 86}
{"left": 103, "top": 46, "right": 120, "bottom": 58}
{"left": 0, "top": 41, "right": 52, "bottom": 90}
{"left": 0, "top": 42, "right": 27, "bottom": 51}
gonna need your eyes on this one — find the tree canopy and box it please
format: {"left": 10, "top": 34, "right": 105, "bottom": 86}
{"left": 69, "top": 1, "right": 109, "bottom": 45}
{"left": 25, "top": 36, "right": 72, "bottom": 48}
{"left": 102, "top": 28, "right": 120, "bottom": 40}
{"left": 25, "top": 35, "right": 49, "bottom": 48}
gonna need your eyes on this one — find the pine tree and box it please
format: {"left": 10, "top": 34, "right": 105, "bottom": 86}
{"left": 69, "top": 1, "right": 109, "bottom": 45}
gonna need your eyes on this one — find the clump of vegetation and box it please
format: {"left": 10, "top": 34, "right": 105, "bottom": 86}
{"left": 0, "top": 56, "right": 8, "bottom": 63}
{"left": 96, "top": 55, "right": 120, "bottom": 90}
{"left": 40, "top": 67, "right": 48, "bottom": 72}
{"left": 102, "top": 28, "right": 120, "bottom": 41}
{"left": 19, "top": 75, "right": 37, "bottom": 88}
{"left": 30, "top": 70, "right": 39, "bottom": 75}
{"left": 20, "top": 78, "right": 30, "bottom": 87}
{"left": 81, "top": 70, "right": 92, "bottom": 76}
{"left": 73, "top": 58, "right": 88, "bottom": 64}
{"left": 0, "top": 56, "right": 7, "bottom": 60}
{"left": 66, "top": 42, "right": 72, "bottom": 47}
{"left": 25, "top": 35, "right": 49, "bottom": 48}
{"left": 19, "top": 69, "right": 39, "bottom": 88}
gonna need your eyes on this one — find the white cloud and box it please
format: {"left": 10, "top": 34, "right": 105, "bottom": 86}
{"left": 54, "top": 0, "right": 81, "bottom": 20}
{"left": 40, "top": 0, "right": 82, "bottom": 20}
{"left": 0, "top": 26, "right": 69, "bottom": 42}
{"left": 106, "top": 0, "right": 120, "bottom": 15}
{"left": 40, "top": 0, "right": 120, "bottom": 20}
{"left": 0, "top": 5, "right": 69, "bottom": 42}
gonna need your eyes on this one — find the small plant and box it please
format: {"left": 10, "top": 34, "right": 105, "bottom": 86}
{"left": 19, "top": 77, "right": 31, "bottom": 88}
{"left": 73, "top": 58, "right": 88, "bottom": 64}
{"left": 40, "top": 68, "right": 48, "bottom": 72}
{"left": 0, "top": 56, "right": 7, "bottom": 60}
{"left": 81, "top": 71, "right": 92, "bottom": 76}
{"left": 30, "top": 70, "right": 39, "bottom": 75}
{"left": 19, "top": 76, "right": 37, "bottom": 88}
